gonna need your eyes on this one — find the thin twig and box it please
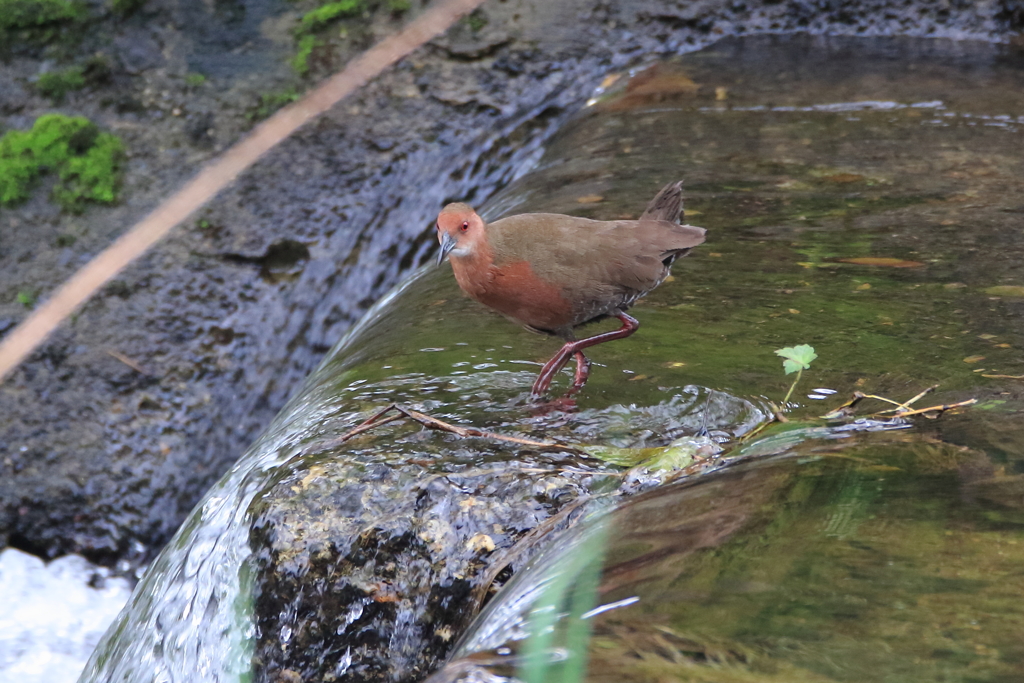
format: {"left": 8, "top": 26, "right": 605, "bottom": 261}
{"left": 440, "top": 466, "right": 625, "bottom": 480}
{"left": 396, "top": 405, "right": 584, "bottom": 453}
{"left": 876, "top": 398, "right": 977, "bottom": 418}
{"left": 326, "top": 404, "right": 406, "bottom": 447}
{"left": 859, "top": 393, "right": 909, "bottom": 409}
{"left": 981, "top": 373, "right": 1024, "bottom": 380}
{"left": 872, "top": 384, "right": 938, "bottom": 415}
{"left": 105, "top": 349, "right": 150, "bottom": 375}
{"left": 320, "top": 404, "right": 584, "bottom": 454}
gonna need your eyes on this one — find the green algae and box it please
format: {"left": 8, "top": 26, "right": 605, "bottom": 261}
{"left": 35, "top": 66, "right": 87, "bottom": 101}
{"left": 0, "top": 0, "right": 85, "bottom": 30}
{"left": 295, "top": 0, "right": 363, "bottom": 35}
{"left": 289, "top": 0, "right": 365, "bottom": 75}
{"left": 36, "top": 57, "right": 112, "bottom": 101}
{"left": 290, "top": 35, "right": 317, "bottom": 75}
{"left": 109, "top": 0, "right": 145, "bottom": 16}
{"left": 247, "top": 88, "right": 301, "bottom": 121}
{"left": 0, "top": 0, "right": 87, "bottom": 47}
{"left": 0, "top": 114, "right": 125, "bottom": 212}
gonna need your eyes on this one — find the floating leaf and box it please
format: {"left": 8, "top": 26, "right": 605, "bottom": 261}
{"left": 963, "top": 355, "right": 986, "bottom": 364}
{"left": 776, "top": 344, "right": 817, "bottom": 375}
{"left": 836, "top": 257, "right": 925, "bottom": 268}
{"left": 575, "top": 194, "right": 603, "bottom": 204}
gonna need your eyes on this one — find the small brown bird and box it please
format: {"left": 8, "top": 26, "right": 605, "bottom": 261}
{"left": 436, "top": 181, "right": 706, "bottom": 396}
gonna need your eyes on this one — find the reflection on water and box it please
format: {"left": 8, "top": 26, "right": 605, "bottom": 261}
{"left": 82, "top": 35, "right": 1024, "bottom": 682}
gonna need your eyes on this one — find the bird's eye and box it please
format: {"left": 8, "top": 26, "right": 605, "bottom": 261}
{"left": 460, "top": 221, "right": 469, "bottom": 232}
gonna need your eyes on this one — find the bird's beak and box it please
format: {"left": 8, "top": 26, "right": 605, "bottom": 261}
{"left": 437, "top": 231, "right": 457, "bottom": 266}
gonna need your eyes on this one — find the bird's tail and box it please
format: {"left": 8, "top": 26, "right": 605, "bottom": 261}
{"left": 640, "top": 180, "right": 684, "bottom": 224}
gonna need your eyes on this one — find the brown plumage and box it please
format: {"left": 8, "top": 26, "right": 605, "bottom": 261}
{"left": 436, "top": 181, "right": 706, "bottom": 396}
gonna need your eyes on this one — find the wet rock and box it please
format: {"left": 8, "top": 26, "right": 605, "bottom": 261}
{"left": 113, "top": 32, "right": 165, "bottom": 75}
{"left": 219, "top": 239, "right": 311, "bottom": 283}
{"left": 184, "top": 111, "right": 216, "bottom": 148}
{"left": 249, "top": 447, "right": 598, "bottom": 683}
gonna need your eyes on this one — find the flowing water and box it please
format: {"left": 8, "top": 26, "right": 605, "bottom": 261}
{"left": 81, "top": 35, "right": 1024, "bottom": 682}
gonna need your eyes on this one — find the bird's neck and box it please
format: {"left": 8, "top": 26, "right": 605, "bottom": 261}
{"left": 450, "top": 236, "right": 497, "bottom": 298}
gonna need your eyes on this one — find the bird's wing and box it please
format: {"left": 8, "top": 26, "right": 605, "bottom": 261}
{"left": 489, "top": 214, "right": 705, "bottom": 315}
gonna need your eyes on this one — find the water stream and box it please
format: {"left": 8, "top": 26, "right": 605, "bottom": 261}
{"left": 81, "top": 35, "right": 1024, "bottom": 683}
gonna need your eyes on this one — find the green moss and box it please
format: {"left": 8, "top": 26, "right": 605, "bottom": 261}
{"left": 465, "top": 8, "right": 487, "bottom": 32}
{"left": 247, "top": 89, "right": 301, "bottom": 121}
{"left": 290, "top": 34, "right": 317, "bottom": 75}
{"left": 110, "top": 0, "right": 145, "bottom": 16}
{"left": 387, "top": 0, "right": 409, "bottom": 13}
{"left": 0, "top": 114, "right": 125, "bottom": 212}
{"left": 35, "top": 66, "right": 86, "bottom": 101}
{"left": 15, "top": 290, "right": 35, "bottom": 307}
{"left": 296, "top": 0, "right": 363, "bottom": 35}
{"left": 0, "top": 0, "right": 85, "bottom": 30}
{"left": 185, "top": 72, "right": 207, "bottom": 87}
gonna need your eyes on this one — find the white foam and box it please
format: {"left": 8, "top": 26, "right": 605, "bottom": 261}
{"left": 0, "top": 548, "right": 132, "bottom": 683}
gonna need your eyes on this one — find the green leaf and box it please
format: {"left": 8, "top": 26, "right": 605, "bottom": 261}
{"left": 775, "top": 344, "right": 817, "bottom": 375}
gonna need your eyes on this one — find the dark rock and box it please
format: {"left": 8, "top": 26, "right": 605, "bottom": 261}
{"left": 185, "top": 111, "right": 215, "bottom": 149}
{"left": 249, "top": 449, "right": 596, "bottom": 683}
{"left": 114, "top": 32, "right": 165, "bottom": 75}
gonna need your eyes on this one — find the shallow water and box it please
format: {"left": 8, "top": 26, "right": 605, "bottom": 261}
{"left": 81, "top": 35, "right": 1024, "bottom": 682}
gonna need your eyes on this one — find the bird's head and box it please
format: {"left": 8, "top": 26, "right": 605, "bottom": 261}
{"left": 436, "top": 203, "right": 486, "bottom": 265}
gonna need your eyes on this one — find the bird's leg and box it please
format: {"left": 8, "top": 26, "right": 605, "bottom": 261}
{"left": 531, "top": 312, "right": 639, "bottom": 396}
{"left": 531, "top": 343, "right": 578, "bottom": 396}
{"left": 570, "top": 352, "right": 591, "bottom": 392}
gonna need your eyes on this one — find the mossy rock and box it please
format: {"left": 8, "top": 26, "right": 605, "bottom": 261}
{"left": 0, "top": 0, "right": 88, "bottom": 47}
{"left": 0, "top": 0, "right": 86, "bottom": 30}
{"left": 0, "top": 114, "right": 125, "bottom": 212}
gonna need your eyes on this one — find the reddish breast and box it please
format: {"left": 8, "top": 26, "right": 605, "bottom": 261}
{"left": 453, "top": 258, "right": 573, "bottom": 332}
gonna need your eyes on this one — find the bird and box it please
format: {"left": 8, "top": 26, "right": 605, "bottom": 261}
{"left": 435, "top": 181, "right": 706, "bottom": 397}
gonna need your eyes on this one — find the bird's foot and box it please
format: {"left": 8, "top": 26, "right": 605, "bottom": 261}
{"left": 568, "top": 351, "right": 591, "bottom": 394}
{"left": 527, "top": 394, "right": 578, "bottom": 415}
{"left": 530, "top": 350, "right": 592, "bottom": 397}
